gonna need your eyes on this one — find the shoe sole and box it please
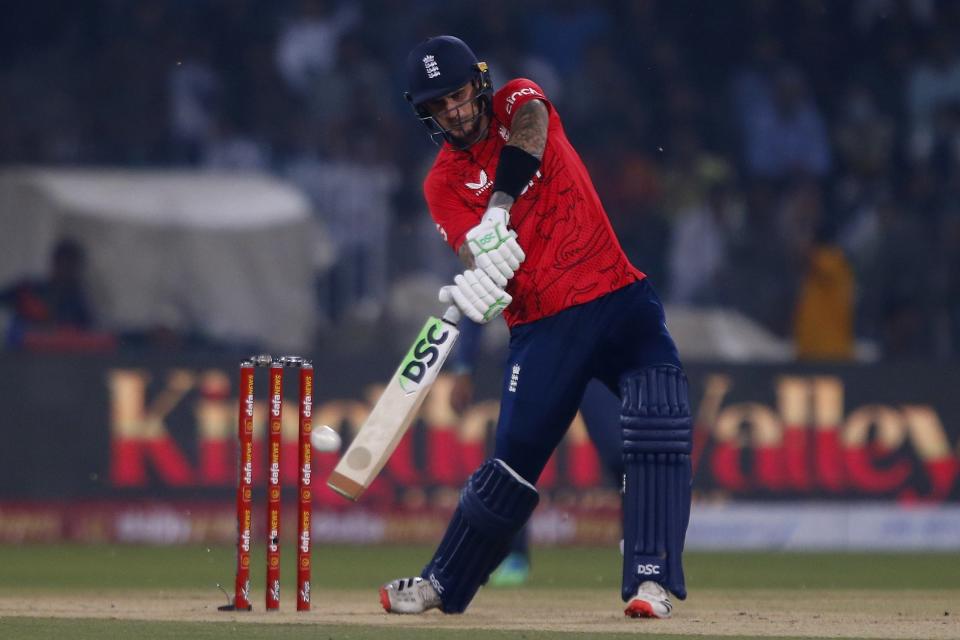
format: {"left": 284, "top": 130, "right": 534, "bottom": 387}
{"left": 379, "top": 587, "right": 392, "bottom": 613}
{"left": 624, "top": 599, "right": 669, "bottom": 619}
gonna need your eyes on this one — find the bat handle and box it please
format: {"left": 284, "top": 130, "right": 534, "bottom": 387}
{"left": 442, "top": 305, "right": 462, "bottom": 325}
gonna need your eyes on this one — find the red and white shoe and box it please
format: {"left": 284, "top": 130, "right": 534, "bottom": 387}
{"left": 624, "top": 580, "right": 673, "bottom": 619}
{"left": 379, "top": 577, "right": 441, "bottom": 614}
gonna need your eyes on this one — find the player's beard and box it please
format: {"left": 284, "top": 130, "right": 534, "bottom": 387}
{"left": 439, "top": 98, "right": 488, "bottom": 149}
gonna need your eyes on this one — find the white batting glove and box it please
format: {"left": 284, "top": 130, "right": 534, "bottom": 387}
{"left": 464, "top": 207, "right": 526, "bottom": 288}
{"left": 439, "top": 268, "right": 512, "bottom": 324}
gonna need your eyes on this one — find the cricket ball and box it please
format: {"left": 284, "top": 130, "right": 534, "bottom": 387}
{"left": 310, "top": 425, "right": 342, "bottom": 452}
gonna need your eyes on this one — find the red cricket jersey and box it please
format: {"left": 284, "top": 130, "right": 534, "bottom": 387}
{"left": 424, "top": 78, "right": 644, "bottom": 327}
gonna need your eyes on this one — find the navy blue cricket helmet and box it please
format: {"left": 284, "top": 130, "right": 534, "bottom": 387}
{"left": 404, "top": 35, "right": 493, "bottom": 146}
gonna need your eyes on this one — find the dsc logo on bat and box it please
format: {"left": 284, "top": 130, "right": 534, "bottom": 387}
{"left": 398, "top": 319, "right": 451, "bottom": 393}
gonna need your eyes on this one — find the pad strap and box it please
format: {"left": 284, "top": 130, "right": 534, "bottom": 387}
{"left": 621, "top": 365, "right": 692, "bottom": 455}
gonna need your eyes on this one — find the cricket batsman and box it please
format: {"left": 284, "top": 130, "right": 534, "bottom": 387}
{"left": 380, "top": 35, "right": 692, "bottom": 619}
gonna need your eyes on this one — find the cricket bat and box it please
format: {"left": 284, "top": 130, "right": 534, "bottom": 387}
{"left": 327, "top": 306, "right": 462, "bottom": 500}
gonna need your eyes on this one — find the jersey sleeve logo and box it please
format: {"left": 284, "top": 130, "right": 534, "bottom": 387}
{"left": 504, "top": 87, "right": 541, "bottom": 114}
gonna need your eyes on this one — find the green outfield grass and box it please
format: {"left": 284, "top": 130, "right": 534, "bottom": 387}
{"left": 0, "top": 545, "right": 957, "bottom": 639}
{"left": 0, "top": 545, "right": 957, "bottom": 592}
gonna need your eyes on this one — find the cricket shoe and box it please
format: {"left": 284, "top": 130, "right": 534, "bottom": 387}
{"left": 379, "top": 577, "right": 441, "bottom": 614}
{"left": 624, "top": 580, "right": 673, "bottom": 619}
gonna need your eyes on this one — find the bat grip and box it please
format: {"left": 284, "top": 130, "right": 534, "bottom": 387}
{"left": 442, "top": 305, "right": 462, "bottom": 325}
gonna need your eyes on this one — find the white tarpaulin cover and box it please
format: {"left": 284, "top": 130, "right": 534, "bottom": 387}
{"left": 0, "top": 168, "right": 317, "bottom": 351}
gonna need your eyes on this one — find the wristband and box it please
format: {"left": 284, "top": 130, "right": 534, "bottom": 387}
{"left": 492, "top": 145, "right": 541, "bottom": 199}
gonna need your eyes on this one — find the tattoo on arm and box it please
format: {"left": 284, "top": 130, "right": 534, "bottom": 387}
{"left": 507, "top": 99, "right": 548, "bottom": 160}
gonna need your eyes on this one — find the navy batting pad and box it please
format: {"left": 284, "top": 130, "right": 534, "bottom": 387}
{"left": 620, "top": 365, "right": 692, "bottom": 601}
{"left": 422, "top": 458, "right": 539, "bottom": 613}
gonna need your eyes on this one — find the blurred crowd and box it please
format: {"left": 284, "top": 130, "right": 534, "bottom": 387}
{"left": 2, "top": 0, "right": 960, "bottom": 360}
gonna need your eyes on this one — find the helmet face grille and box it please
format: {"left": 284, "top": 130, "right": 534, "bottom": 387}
{"left": 411, "top": 80, "right": 492, "bottom": 148}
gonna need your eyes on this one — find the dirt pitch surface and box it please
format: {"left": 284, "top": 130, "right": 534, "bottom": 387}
{"left": 2, "top": 588, "right": 957, "bottom": 639}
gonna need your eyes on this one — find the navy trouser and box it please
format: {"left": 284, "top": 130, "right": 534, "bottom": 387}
{"left": 494, "top": 278, "right": 681, "bottom": 484}
{"left": 506, "top": 378, "right": 622, "bottom": 559}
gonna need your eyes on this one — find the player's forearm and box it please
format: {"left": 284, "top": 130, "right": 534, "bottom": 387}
{"left": 487, "top": 191, "right": 515, "bottom": 209}
{"left": 458, "top": 242, "right": 476, "bottom": 268}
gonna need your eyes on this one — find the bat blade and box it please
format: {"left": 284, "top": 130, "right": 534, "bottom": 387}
{"left": 328, "top": 312, "right": 460, "bottom": 500}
